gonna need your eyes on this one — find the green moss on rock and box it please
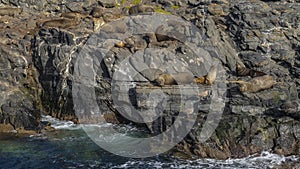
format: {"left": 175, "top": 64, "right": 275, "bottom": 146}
{"left": 132, "top": 0, "right": 141, "bottom": 5}
{"left": 171, "top": 5, "right": 180, "bottom": 9}
{"left": 155, "top": 7, "right": 171, "bottom": 14}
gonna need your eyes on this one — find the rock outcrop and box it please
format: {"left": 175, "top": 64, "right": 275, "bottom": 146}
{"left": 0, "top": 0, "right": 299, "bottom": 159}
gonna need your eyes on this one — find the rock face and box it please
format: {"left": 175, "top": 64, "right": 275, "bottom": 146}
{"left": 32, "top": 28, "right": 76, "bottom": 122}
{"left": 0, "top": 5, "right": 41, "bottom": 133}
{"left": 1, "top": 0, "right": 300, "bottom": 159}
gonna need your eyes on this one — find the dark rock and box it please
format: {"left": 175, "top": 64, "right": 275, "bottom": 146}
{"left": 32, "top": 28, "right": 76, "bottom": 122}
{"left": 1, "top": 92, "right": 40, "bottom": 130}
{"left": 98, "top": 0, "right": 119, "bottom": 8}
{"left": 1, "top": 0, "right": 300, "bottom": 160}
{"left": 128, "top": 5, "right": 155, "bottom": 15}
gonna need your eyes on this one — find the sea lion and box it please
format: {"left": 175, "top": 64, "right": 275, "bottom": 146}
{"left": 0, "top": 7, "right": 22, "bottom": 16}
{"left": 144, "top": 32, "right": 157, "bottom": 45}
{"left": 199, "top": 90, "right": 209, "bottom": 97}
{"left": 61, "top": 12, "right": 89, "bottom": 19}
{"left": 41, "top": 18, "right": 80, "bottom": 29}
{"left": 138, "top": 68, "right": 163, "bottom": 82}
{"left": 205, "top": 65, "right": 217, "bottom": 85}
{"left": 115, "top": 33, "right": 157, "bottom": 49}
{"left": 237, "top": 64, "right": 266, "bottom": 78}
{"left": 194, "top": 77, "right": 205, "bottom": 84}
{"left": 154, "top": 72, "right": 195, "bottom": 86}
{"left": 228, "top": 75, "right": 275, "bottom": 93}
{"left": 115, "top": 41, "right": 126, "bottom": 48}
{"left": 124, "top": 35, "right": 148, "bottom": 52}
{"left": 193, "top": 65, "right": 217, "bottom": 85}
{"left": 155, "top": 25, "right": 178, "bottom": 42}
{"left": 102, "top": 12, "right": 122, "bottom": 22}
{"left": 90, "top": 6, "right": 104, "bottom": 18}
{"left": 128, "top": 5, "right": 155, "bottom": 15}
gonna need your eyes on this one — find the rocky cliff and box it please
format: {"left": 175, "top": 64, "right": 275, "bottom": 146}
{"left": 0, "top": 0, "right": 299, "bottom": 159}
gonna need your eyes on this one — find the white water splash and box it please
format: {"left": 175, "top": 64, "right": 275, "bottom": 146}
{"left": 111, "top": 152, "right": 299, "bottom": 169}
{"left": 41, "top": 115, "right": 78, "bottom": 130}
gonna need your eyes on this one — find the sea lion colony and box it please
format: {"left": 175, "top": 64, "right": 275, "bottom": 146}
{"left": 114, "top": 32, "right": 218, "bottom": 86}
{"left": 113, "top": 32, "right": 272, "bottom": 92}
{"left": 36, "top": 4, "right": 154, "bottom": 30}
{"left": 35, "top": 4, "right": 273, "bottom": 92}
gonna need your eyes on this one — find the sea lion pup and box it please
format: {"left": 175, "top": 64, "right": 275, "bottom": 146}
{"left": 128, "top": 5, "right": 155, "bottom": 15}
{"left": 237, "top": 64, "right": 266, "bottom": 78}
{"left": 228, "top": 75, "right": 275, "bottom": 93}
{"left": 154, "top": 72, "right": 195, "bottom": 86}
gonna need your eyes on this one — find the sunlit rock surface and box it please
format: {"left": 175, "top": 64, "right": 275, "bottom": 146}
{"left": 0, "top": 0, "right": 299, "bottom": 159}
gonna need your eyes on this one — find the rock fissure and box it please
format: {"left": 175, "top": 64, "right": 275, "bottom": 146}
{"left": 0, "top": 0, "right": 299, "bottom": 159}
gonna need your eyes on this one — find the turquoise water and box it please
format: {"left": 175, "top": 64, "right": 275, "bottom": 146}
{"left": 0, "top": 117, "right": 299, "bottom": 169}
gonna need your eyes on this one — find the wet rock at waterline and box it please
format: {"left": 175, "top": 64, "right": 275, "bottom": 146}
{"left": 1, "top": 0, "right": 300, "bottom": 160}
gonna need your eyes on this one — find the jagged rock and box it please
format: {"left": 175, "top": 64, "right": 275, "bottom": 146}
{"left": 207, "top": 3, "right": 224, "bottom": 16}
{"left": 0, "top": 0, "right": 299, "bottom": 161}
{"left": 98, "top": 0, "right": 119, "bottom": 8}
{"left": 0, "top": 39, "right": 41, "bottom": 133}
{"left": 32, "top": 28, "right": 76, "bottom": 122}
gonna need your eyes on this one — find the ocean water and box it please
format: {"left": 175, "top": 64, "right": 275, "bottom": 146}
{"left": 0, "top": 116, "right": 299, "bottom": 169}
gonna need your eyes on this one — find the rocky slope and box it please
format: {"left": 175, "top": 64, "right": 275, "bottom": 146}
{"left": 0, "top": 0, "right": 299, "bottom": 159}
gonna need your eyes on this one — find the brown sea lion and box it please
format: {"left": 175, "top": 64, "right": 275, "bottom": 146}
{"left": 199, "top": 90, "right": 209, "bottom": 97}
{"left": 115, "top": 33, "right": 157, "bottom": 49}
{"left": 155, "top": 25, "right": 178, "bottom": 42}
{"left": 90, "top": 6, "right": 104, "bottom": 18}
{"left": 138, "top": 68, "right": 163, "bottom": 82}
{"left": 129, "top": 5, "right": 155, "bottom": 15}
{"left": 124, "top": 35, "right": 148, "bottom": 52}
{"left": 154, "top": 72, "right": 195, "bottom": 86}
{"left": 228, "top": 75, "right": 275, "bottom": 93}
{"left": 41, "top": 18, "right": 80, "bottom": 29}
{"left": 193, "top": 65, "right": 217, "bottom": 85}
{"left": 61, "top": 12, "right": 89, "bottom": 19}
{"left": 115, "top": 41, "right": 126, "bottom": 48}
{"left": 0, "top": 7, "right": 22, "bottom": 16}
{"left": 237, "top": 64, "right": 266, "bottom": 78}
{"left": 194, "top": 77, "right": 205, "bottom": 84}
{"left": 205, "top": 65, "right": 217, "bottom": 85}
